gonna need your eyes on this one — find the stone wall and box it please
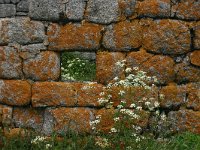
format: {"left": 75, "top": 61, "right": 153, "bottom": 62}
{"left": 0, "top": 0, "right": 200, "bottom": 135}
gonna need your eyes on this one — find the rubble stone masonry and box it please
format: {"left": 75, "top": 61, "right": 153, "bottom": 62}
{"left": 0, "top": 0, "right": 200, "bottom": 135}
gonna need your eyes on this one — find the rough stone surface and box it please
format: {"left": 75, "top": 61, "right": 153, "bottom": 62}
{"left": 168, "top": 110, "right": 200, "bottom": 134}
{"left": 16, "top": 0, "right": 29, "bottom": 12}
{"left": 171, "top": 0, "right": 200, "bottom": 20}
{"left": 0, "top": 105, "right": 13, "bottom": 126}
{"left": 136, "top": 0, "right": 170, "bottom": 18}
{"left": 159, "top": 84, "right": 186, "bottom": 109}
{"left": 127, "top": 51, "right": 175, "bottom": 85}
{"left": 0, "top": 4, "right": 16, "bottom": 17}
{"left": 11, "top": 0, "right": 20, "bottom": 4}
{"left": 64, "top": 0, "right": 86, "bottom": 21}
{"left": 23, "top": 51, "right": 60, "bottom": 81}
{"left": 194, "top": 27, "right": 200, "bottom": 49}
{"left": 43, "top": 108, "right": 95, "bottom": 135}
{"left": 0, "top": 46, "right": 23, "bottom": 79}
{"left": 103, "top": 20, "right": 142, "bottom": 51}
{"left": 175, "top": 63, "right": 200, "bottom": 83}
{"left": 190, "top": 50, "right": 200, "bottom": 66}
{"left": 29, "top": 0, "right": 63, "bottom": 21}
{"left": 48, "top": 23, "right": 103, "bottom": 51}
{"left": 85, "top": 0, "right": 120, "bottom": 24}
{"left": 0, "top": 18, "right": 45, "bottom": 45}
{"left": 118, "top": 0, "right": 136, "bottom": 18}
{"left": 32, "top": 82, "right": 103, "bottom": 107}
{"left": 13, "top": 107, "right": 44, "bottom": 132}
{"left": 96, "top": 52, "right": 125, "bottom": 84}
{"left": 0, "top": 80, "right": 31, "bottom": 106}
{"left": 142, "top": 19, "right": 191, "bottom": 55}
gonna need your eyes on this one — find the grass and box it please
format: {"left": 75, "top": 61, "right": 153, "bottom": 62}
{"left": 0, "top": 129, "right": 200, "bottom": 150}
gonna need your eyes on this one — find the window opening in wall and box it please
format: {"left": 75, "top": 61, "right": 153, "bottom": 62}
{"left": 61, "top": 51, "right": 96, "bottom": 82}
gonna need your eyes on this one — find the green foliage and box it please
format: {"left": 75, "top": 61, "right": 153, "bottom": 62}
{"left": 61, "top": 52, "right": 96, "bottom": 81}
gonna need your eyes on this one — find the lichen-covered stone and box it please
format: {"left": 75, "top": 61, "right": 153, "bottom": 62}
{"left": 13, "top": 107, "right": 44, "bottom": 132}
{"left": 0, "top": 4, "right": 16, "bottom": 17}
{"left": 194, "top": 27, "right": 200, "bottom": 49}
{"left": 96, "top": 52, "right": 125, "bottom": 84}
{"left": 64, "top": 0, "right": 86, "bottom": 21}
{"left": 127, "top": 52, "right": 175, "bottom": 85}
{"left": 43, "top": 108, "right": 95, "bottom": 135}
{"left": 0, "top": 80, "right": 31, "bottom": 106}
{"left": 0, "top": 18, "right": 45, "bottom": 45}
{"left": 16, "top": 0, "right": 29, "bottom": 12}
{"left": 136, "top": 0, "right": 170, "bottom": 18}
{"left": 159, "top": 84, "right": 186, "bottom": 109}
{"left": 142, "top": 19, "right": 191, "bottom": 55}
{"left": 0, "top": 46, "right": 22, "bottom": 79}
{"left": 85, "top": 0, "right": 120, "bottom": 24}
{"left": 190, "top": 50, "right": 200, "bottom": 66}
{"left": 168, "top": 110, "right": 200, "bottom": 134}
{"left": 23, "top": 51, "right": 60, "bottom": 81}
{"left": 0, "top": 105, "right": 13, "bottom": 126}
{"left": 32, "top": 82, "right": 103, "bottom": 107}
{"left": 171, "top": 0, "right": 200, "bottom": 20}
{"left": 118, "top": 0, "right": 136, "bottom": 18}
{"left": 103, "top": 20, "right": 142, "bottom": 51}
{"left": 48, "top": 23, "right": 103, "bottom": 51}
{"left": 175, "top": 63, "right": 200, "bottom": 83}
{"left": 29, "top": 0, "right": 63, "bottom": 21}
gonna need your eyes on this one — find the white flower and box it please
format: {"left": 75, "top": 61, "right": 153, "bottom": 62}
{"left": 117, "top": 105, "right": 123, "bottom": 109}
{"left": 130, "top": 103, "right": 136, "bottom": 108}
{"left": 125, "top": 67, "right": 132, "bottom": 73}
{"left": 99, "top": 92, "right": 105, "bottom": 96}
{"left": 136, "top": 106, "right": 142, "bottom": 111}
{"left": 133, "top": 67, "right": 139, "bottom": 70}
{"left": 160, "top": 113, "right": 166, "bottom": 121}
{"left": 114, "top": 117, "right": 120, "bottom": 122}
{"left": 159, "top": 94, "right": 165, "bottom": 100}
{"left": 154, "top": 101, "right": 160, "bottom": 107}
{"left": 110, "top": 128, "right": 117, "bottom": 133}
{"left": 145, "top": 101, "right": 151, "bottom": 106}
{"left": 113, "top": 77, "right": 119, "bottom": 81}
{"left": 118, "top": 90, "right": 125, "bottom": 96}
{"left": 45, "top": 144, "right": 52, "bottom": 149}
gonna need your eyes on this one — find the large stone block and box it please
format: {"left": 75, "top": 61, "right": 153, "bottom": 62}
{"left": 64, "top": 0, "right": 86, "bottom": 21}
{"left": 16, "top": 0, "right": 29, "bottom": 12}
{"left": 190, "top": 50, "right": 200, "bottom": 66}
{"left": 0, "top": 80, "right": 31, "bottom": 106}
{"left": 0, "top": 18, "right": 45, "bottom": 45}
{"left": 0, "top": 46, "right": 23, "bottom": 79}
{"left": 29, "top": 0, "right": 63, "bottom": 21}
{"left": 0, "top": 105, "right": 13, "bottom": 126}
{"left": 43, "top": 108, "right": 95, "bottom": 135}
{"left": 47, "top": 23, "right": 103, "bottom": 51}
{"left": 142, "top": 19, "right": 191, "bottom": 55}
{"left": 13, "top": 107, "right": 44, "bottom": 132}
{"left": 175, "top": 63, "right": 200, "bottom": 83}
{"left": 0, "top": 4, "right": 16, "bottom": 17}
{"left": 171, "top": 0, "right": 200, "bottom": 20}
{"left": 102, "top": 20, "right": 142, "bottom": 51}
{"left": 23, "top": 51, "right": 60, "bottom": 81}
{"left": 168, "top": 110, "right": 200, "bottom": 134}
{"left": 127, "top": 51, "right": 175, "bottom": 85}
{"left": 85, "top": 0, "right": 120, "bottom": 24}
{"left": 135, "top": 0, "right": 170, "bottom": 18}
{"left": 96, "top": 52, "right": 125, "bottom": 84}
{"left": 159, "top": 84, "right": 186, "bottom": 109}
{"left": 32, "top": 82, "right": 104, "bottom": 107}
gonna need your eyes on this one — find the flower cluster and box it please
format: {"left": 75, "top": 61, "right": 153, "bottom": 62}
{"left": 31, "top": 136, "right": 47, "bottom": 145}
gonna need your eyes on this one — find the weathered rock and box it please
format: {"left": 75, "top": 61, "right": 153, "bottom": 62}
{"left": 127, "top": 53, "right": 175, "bottom": 85}
{"left": 0, "top": 4, "right": 16, "bottom": 17}
{"left": 194, "top": 26, "right": 200, "bottom": 49}
{"left": 190, "top": 50, "right": 200, "bottom": 66}
{"left": 96, "top": 52, "right": 125, "bottom": 84}
{"left": 16, "top": 0, "right": 29, "bottom": 12}
{"left": 85, "top": 0, "right": 120, "bottom": 24}
{"left": 13, "top": 107, "right": 44, "bottom": 132}
{"left": 168, "top": 110, "right": 200, "bottom": 134}
{"left": 0, "top": 80, "right": 31, "bottom": 106}
{"left": 0, "top": 46, "right": 23, "bottom": 79}
{"left": 136, "top": 0, "right": 170, "bottom": 18}
{"left": 159, "top": 84, "right": 186, "bottom": 109}
{"left": 66, "top": 51, "right": 96, "bottom": 61}
{"left": 118, "top": 0, "right": 136, "bottom": 18}
{"left": 175, "top": 63, "right": 200, "bottom": 83}
{"left": 103, "top": 20, "right": 142, "bottom": 51}
{"left": 171, "top": 0, "right": 200, "bottom": 20}
{"left": 23, "top": 51, "right": 60, "bottom": 81}
{"left": 29, "top": 0, "right": 63, "bottom": 21}
{"left": 142, "top": 19, "right": 191, "bottom": 55}
{"left": 43, "top": 108, "right": 95, "bottom": 135}
{"left": 32, "top": 82, "right": 103, "bottom": 107}
{"left": 0, "top": 105, "right": 13, "bottom": 126}
{"left": 11, "top": 0, "right": 20, "bottom": 4}
{"left": 0, "top": 18, "right": 45, "bottom": 45}
{"left": 48, "top": 23, "right": 103, "bottom": 51}
{"left": 64, "top": 0, "right": 86, "bottom": 21}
